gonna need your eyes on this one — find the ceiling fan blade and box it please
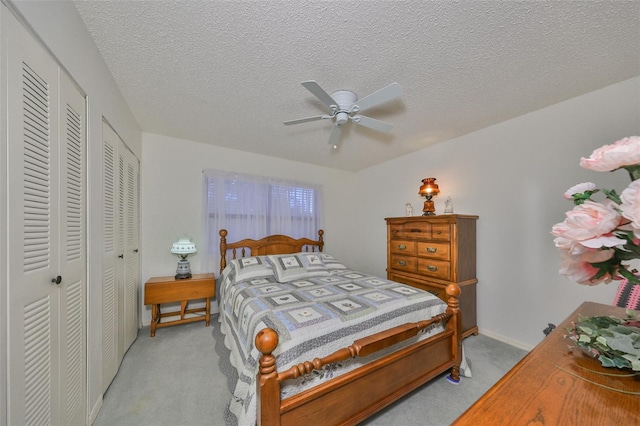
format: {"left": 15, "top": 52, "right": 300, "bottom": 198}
{"left": 351, "top": 115, "right": 394, "bottom": 133}
{"left": 354, "top": 82, "right": 403, "bottom": 113}
{"left": 302, "top": 81, "right": 337, "bottom": 109}
{"left": 283, "top": 115, "right": 328, "bottom": 125}
{"left": 328, "top": 124, "right": 343, "bottom": 148}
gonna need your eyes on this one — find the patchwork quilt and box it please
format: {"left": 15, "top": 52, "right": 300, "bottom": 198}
{"left": 217, "top": 254, "right": 451, "bottom": 426}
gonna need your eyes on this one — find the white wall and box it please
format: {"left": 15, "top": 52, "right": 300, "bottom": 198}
{"left": 7, "top": 1, "right": 142, "bottom": 422}
{"left": 353, "top": 76, "right": 640, "bottom": 349}
{"left": 140, "top": 133, "right": 357, "bottom": 325}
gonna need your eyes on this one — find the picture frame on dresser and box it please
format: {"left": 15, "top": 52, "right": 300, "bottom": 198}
{"left": 386, "top": 214, "right": 478, "bottom": 337}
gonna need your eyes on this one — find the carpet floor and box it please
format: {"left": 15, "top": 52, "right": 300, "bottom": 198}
{"left": 94, "top": 316, "right": 526, "bottom": 426}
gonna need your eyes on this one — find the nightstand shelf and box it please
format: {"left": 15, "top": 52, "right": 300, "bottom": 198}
{"left": 144, "top": 273, "right": 216, "bottom": 337}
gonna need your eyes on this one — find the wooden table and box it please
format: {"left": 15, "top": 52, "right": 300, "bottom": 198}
{"left": 144, "top": 273, "right": 215, "bottom": 337}
{"left": 454, "top": 302, "right": 639, "bottom": 425}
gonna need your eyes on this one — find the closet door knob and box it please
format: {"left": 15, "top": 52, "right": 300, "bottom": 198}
{"left": 134, "top": 249, "right": 139, "bottom": 253}
{"left": 118, "top": 254, "right": 124, "bottom": 259}
{"left": 51, "top": 275, "right": 62, "bottom": 285}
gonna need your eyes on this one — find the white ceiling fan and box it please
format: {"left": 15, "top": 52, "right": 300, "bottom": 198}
{"left": 284, "top": 81, "right": 403, "bottom": 149}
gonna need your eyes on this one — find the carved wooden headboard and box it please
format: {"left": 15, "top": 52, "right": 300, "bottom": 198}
{"left": 219, "top": 229, "right": 324, "bottom": 273}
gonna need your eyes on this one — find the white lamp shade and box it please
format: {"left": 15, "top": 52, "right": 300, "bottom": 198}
{"left": 171, "top": 238, "right": 197, "bottom": 255}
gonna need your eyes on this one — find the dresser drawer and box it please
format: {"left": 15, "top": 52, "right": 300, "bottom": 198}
{"left": 417, "top": 258, "right": 450, "bottom": 280}
{"left": 417, "top": 241, "right": 450, "bottom": 261}
{"left": 389, "top": 221, "right": 450, "bottom": 241}
{"left": 390, "top": 240, "right": 416, "bottom": 255}
{"left": 430, "top": 224, "right": 451, "bottom": 241}
{"left": 389, "top": 255, "right": 417, "bottom": 273}
{"left": 389, "top": 221, "right": 431, "bottom": 239}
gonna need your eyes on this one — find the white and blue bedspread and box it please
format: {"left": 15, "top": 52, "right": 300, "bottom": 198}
{"left": 218, "top": 260, "right": 462, "bottom": 426}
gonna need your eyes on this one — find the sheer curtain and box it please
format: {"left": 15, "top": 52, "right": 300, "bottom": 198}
{"left": 202, "top": 169, "right": 324, "bottom": 274}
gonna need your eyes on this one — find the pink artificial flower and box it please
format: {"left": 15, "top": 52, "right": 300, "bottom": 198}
{"left": 559, "top": 251, "right": 613, "bottom": 285}
{"left": 563, "top": 182, "right": 597, "bottom": 200}
{"left": 578, "top": 248, "right": 615, "bottom": 263}
{"left": 580, "top": 136, "right": 640, "bottom": 172}
{"left": 551, "top": 200, "right": 624, "bottom": 249}
{"left": 620, "top": 179, "right": 640, "bottom": 236}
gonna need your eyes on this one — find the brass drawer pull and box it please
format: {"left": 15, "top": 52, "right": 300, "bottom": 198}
{"left": 397, "top": 244, "right": 407, "bottom": 250}
{"left": 426, "top": 265, "right": 438, "bottom": 272}
{"left": 397, "top": 260, "right": 407, "bottom": 266}
{"left": 425, "top": 247, "right": 437, "bottom": 253}
{"left": 435, "top": 230, "right": 442, "bottom": 235}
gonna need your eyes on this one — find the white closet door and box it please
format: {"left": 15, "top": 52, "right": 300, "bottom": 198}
{"left": 7, "top": 13, "right": 61, "bottom": 424}
{"left": 102, "top": 123, "right": 140, "bottom": 391}
{"left": 6, "top": 9, "right": 86, "bottom": 425}
{"left": 123, "top": 146, "right": 140, "bottom": 351}
{"left": 101, "top": 121, "right": 119, "bottom": 392}
{"left": 116, "top": 144, "right": 126, "bottom": 361}
{"left": 58, "top": 71, "right": 87, "bottom": 426}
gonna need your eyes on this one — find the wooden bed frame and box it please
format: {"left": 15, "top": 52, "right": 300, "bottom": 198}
{"left": 219, "top": 229, "right": 462, "bottom": 426}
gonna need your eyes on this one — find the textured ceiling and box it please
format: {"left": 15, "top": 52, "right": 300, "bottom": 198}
{"left": 72, "top": 0, "right": 640, "bottom": 171}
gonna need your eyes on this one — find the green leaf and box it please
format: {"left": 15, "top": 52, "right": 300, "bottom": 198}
{"left": 608, "top": 334, "right": 640, "bottom": 356}
{"left": 622, "top": 354, "right": 640, "bottom": 371}
{"left": 599, "top": 356, "right": 617, "bottom": 368}
{"left": 603, "top": 188, "right": 622, "bottom": 205}
{"left": 613, "top": 356, "right": 631, "bottom": 369}
{"left": 579, "top": 334, "right": 591, "bottom": 343}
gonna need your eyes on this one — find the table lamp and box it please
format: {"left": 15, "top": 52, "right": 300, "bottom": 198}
{"left": 419, "top": 177, "right": 440, "bottom": 216}
{"left": 171, "top": 238, "right": 196, "bottom": 279}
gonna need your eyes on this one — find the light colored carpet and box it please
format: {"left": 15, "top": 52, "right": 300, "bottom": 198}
{"left": 94, "top": 316, "right": 526, "bottom": 426}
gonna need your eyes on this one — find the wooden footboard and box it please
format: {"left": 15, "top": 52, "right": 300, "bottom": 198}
{"left": 255, "top": 284, "right": 463, "bottom": 426}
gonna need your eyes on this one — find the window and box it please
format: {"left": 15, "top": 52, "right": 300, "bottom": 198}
{"left": 202, "top": 170, "right": 324, "bottom": 272}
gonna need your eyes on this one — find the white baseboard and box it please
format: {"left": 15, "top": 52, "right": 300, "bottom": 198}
{"left": 89, "top": 395, "right": 103, "bottom": 425}
{"left": 477, "top": 327, "right": 534, "bottom": 352}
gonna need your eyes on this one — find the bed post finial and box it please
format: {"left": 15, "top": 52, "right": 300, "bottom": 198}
{"left": 255, "top": 328, "right": 280, "bottom": 425}
{"left": 445, "top": 284, "right": 460, "bottom": 309}
{"left": 445, "top": 284, "right": 462, "bottom": 383}
{"left": 219, "top": 229, "right": 228, "bottom": 274}
{"left": 318, "top": 229, "right": 324, "bottom": 252}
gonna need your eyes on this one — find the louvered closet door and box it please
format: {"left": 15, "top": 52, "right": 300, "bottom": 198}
{"left": 116, "top": 141, "right": 126, "bottom": 361}
{"left": 7, "top": 14, "right": 61, "bottom": 424}
{"left": 58, "top": 71, "right": 87, "bottom": 426}
{"left": 102, "top": 124, "right": 140, "bottom": 392}
{"left": 102, "top": 121, "right": 119, "bottom": 392}
{"left": 6, "top": 9, "right": 87, "bottom": 425}
{"left": 122, "top": 146, "right": 140, "bottom": 352}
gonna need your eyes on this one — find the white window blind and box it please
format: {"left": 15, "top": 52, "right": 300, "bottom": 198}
{"left": 202, "top": 170, "right": 324, "bottom": 273}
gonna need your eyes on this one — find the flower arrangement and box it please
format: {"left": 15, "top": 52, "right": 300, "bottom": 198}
{"left": 565, "top": 311, "right": 640, "bottom": 371}
{"left": 551, "top": 136, "right": 640, "bottom": 286}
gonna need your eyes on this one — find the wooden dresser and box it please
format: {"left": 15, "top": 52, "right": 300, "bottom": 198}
{"left": 386, "top": 215, "right": 478, "bottom": 337}
{"left": 453, "top": 302, "right": 640, "bottom": 425}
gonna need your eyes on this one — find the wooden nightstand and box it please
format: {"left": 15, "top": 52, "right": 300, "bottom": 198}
{"left": 144, "top": 273, "right": 216, "bottom": 337}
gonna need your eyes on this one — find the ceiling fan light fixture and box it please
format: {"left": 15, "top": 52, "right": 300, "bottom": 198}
{"left": 284, "top": 81, "right": 403, "bottom": 148}
{"left": 335, "top": 111, "right": 349, "bottom": 126}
